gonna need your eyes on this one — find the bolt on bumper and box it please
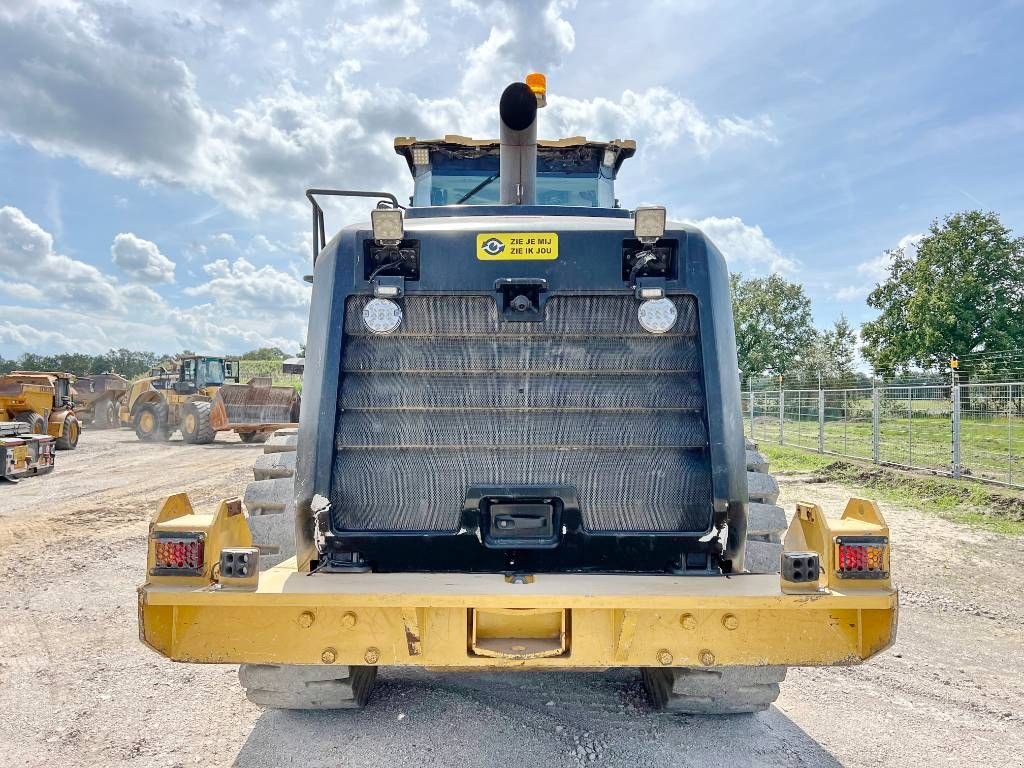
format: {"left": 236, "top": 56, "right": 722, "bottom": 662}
{"left": 138, "top": 493, "right": 897, "bottom": 670}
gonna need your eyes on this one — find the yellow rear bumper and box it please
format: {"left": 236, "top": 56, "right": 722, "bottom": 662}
{"left": 139, "top": 565, "right": 897, "bottom": 669}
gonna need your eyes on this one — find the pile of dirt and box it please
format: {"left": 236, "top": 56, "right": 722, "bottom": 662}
{"left": 804, "top": 460, "right": 1024, "bottom": 523}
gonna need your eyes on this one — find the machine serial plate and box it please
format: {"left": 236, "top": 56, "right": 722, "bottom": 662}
{"left": 476, "top": 233, "right": 558, "bottom": 261}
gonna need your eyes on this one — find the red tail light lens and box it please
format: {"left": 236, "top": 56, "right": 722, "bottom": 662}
{"left": 835, "top": 536, "right": 888, "bottom": 579}
{"left": 153, "top": 533, "right": 205, "bottom": 575}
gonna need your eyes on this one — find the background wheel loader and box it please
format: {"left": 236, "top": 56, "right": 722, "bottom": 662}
{"left": 138, "top": 75, "right": 897, "bottom": 715}
{"left": 0, "top": 370, "right": 81, "bottom": 449}
{"left": 73, "top": 373, "right": 128, "bottom": 429}
{"left": 122, "top": 356, "right": 299, "bottom": 444}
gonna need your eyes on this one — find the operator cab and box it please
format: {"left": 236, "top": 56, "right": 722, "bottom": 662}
{"left": 175, "top": 356, "right": 239, "bottom": 394}
{"left": 394, "top": 136, "right": 636, "bottom": 208}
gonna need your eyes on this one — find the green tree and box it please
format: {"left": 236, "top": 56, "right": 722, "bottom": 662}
{"left": 731, "top": 273, "right": 816, "bottom": 379}
{"left": 806, "top": 315, "right": 858, "bottom": 381}
{"left": 240, "top": 346, "right": 287, "bottom": 360}
{"left": 861, "top": 211, "right": 1024, "bottom": 374}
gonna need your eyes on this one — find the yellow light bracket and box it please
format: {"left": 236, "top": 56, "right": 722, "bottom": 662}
{"left": 526, "top": 72, "right": 547, "bottom": 107}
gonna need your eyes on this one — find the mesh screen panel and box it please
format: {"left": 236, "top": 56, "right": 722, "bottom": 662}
{"left": 331, "top": 295, "right": 711, "bottom": 532}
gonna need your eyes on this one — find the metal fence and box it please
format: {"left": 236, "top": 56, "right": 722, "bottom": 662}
{"left": 744, "top": 382, "right": 1024, "bottom": 488}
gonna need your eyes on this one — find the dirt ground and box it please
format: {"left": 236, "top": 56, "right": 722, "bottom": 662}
{"left": 1, "top": 428, "right": 1022, "bottom": 767}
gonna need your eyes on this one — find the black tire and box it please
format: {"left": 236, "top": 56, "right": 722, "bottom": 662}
{"left": 242, "top": 428, "right": 297, "bottom": 568}
{"left": 93, "top": 399, "right": 115, "bottom": 429}
{"left": 181, "top": 401, "right": 216, "bottom": 444}
{"left": 134, "top": 402, "right": 168, "bottom": 442}
{"left": 743, "top": 438, "right": 786, "bottom": 574}
{"left": 15, "top": 412, "right": 46, "bottom": 435}
{"left": 643, "top": 665, "right": 787, "bottom": 714}
{"left": 238, "top": 431, "right": 270, "bottom": 444}
{"left": 238, "top": 664, "right": 376, "bottom": 710}
{"left": 55, "top": 415, "right": 80, "bottom": 450}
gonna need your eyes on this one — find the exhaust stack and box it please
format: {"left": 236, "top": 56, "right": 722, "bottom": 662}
{"left": 499, "top": 81, "right": 539, "bottom": 205}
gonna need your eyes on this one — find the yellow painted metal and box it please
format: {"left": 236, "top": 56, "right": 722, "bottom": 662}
{"left": 471, "top": 607, "right": 568, "bottom": 659}
{"left": 138, "top": 493, "right": 898, "bottom": 670}
{"left": 0, "top": 371, "right": 76, "bottom": 437}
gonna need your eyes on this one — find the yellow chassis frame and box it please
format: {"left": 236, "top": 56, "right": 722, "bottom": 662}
{"left": 138, "top": 495, "right": 897, "bottom": 670}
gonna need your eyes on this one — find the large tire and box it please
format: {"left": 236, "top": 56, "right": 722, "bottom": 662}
{"left": 15, "top": 411, "right": 45, "bottom": 435}
{"left": 134, "top": 402, "right": 168, "bottom": 442}
{"left": 242, "top": 428, "right": 297, "bottom": 568}
{"left": 744, "top": 438, "right": 786, "bottom": 574}
{"left": 93, "top": 399, "right": 116, "bottom": 429}
{"left": 181, "top": 400, "right": 216, "bottom": 444}
{"left": 642, "top": 665, "right": 787, "bottom": 714}
{"left": 236, "top": 429, "right": 377, "bottom": 710}
{"left": 238, "top": 664, "right": 376, "bottom": 710}
{"left": 55, "top": 414, "right": 80, "bottom": 450}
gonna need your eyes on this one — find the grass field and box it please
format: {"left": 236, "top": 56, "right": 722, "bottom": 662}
{"left": 760, "top": 444, "right": 1024, "bottom": 536}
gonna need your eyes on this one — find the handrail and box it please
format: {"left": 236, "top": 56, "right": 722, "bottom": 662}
{"left": 305, "top": 189, "right": 400, "bottom": 265}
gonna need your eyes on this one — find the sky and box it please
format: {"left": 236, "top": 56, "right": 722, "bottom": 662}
{"left": 1, "top": 0, "right": 1023, "bottom": 358}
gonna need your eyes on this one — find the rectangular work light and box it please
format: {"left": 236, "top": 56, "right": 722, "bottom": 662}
{"left": 634, "top": 206, "right": 666, "bottom": 244}
{"left": 371, "top": 208, "right": 404, "bottom": 245}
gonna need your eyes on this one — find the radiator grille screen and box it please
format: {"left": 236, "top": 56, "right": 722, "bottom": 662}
{"left": 331, "top": 295, "right": 711, "bottom": 532}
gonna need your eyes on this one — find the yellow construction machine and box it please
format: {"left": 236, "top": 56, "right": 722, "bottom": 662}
{"left": 138, "top": 76, "right": 896, "bottom": 713}
{"left": 122, "top": 356, "right": 298, "bottom": 444}
{"left": 0, "top": 370, "right": 81, "bottom": 449}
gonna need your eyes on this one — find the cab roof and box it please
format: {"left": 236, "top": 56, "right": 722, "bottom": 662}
{"left": 394, "top": 135, "right": 637, "bottom": 176}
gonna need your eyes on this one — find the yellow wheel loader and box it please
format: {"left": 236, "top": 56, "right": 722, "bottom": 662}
{"left": 122, "top": 356, "right": 299, "bottom": 444}
{"left": 0, "top": 371, "right": 81, "bottom": 449}
{"left": 138, "top": 76, "right": 897, "bottom": 714}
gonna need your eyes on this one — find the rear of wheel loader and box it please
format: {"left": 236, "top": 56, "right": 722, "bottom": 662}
{"left": 137, "top": 76, "right": 897, "bottom": 715}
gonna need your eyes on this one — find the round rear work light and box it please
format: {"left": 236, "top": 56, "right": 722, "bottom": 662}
{"left": 637, "top": 297, "right": 677, "bottom": 334}
{"left": 362, "top": 298, "right": 403, "bottom": 335}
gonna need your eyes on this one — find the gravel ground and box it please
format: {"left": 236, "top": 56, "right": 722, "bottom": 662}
{"left": 1, "top": 428, "right": 1022, "bottom": 767}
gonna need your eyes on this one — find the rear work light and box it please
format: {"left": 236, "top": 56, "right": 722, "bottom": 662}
{"left": 835, "top": 536, "right": 888, "bottom": 579}
{"left": 152, "top": 532, "right": 205, "bottom": 575}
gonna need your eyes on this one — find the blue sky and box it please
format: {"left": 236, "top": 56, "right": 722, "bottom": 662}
{"left": 1, "top": 0, "right": 1022, "bottom": 357}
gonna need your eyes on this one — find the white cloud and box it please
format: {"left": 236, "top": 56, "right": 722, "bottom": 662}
{"left": 548, "top": 91, "right": 774, "bottom": 153}
{"left": 186, "top": 257, "right": 311, "bottom": 311}
{"left": 684, "top": 215, "right": 797, "bottom": 274}
{"left": 0, "top": 205, "right": 120, "bottom": 310}
{"left": 330, "top": 0, "right": 429, "bottom": 52}
{"left": 834, "top": 231, "right": 924, "bottom": 301}
{"left": 458, "top": 0, "right": 576, "bottom": 94}
{"left": 0, "top": 1, "right": 775, "bottom": 224}
{"left": 111, "top": 232, "right": 176, "bottom": 283}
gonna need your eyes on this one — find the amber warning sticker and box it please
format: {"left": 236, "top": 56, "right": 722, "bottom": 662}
{"left": 476, "top": 232, "right": 558, "bottom": 260}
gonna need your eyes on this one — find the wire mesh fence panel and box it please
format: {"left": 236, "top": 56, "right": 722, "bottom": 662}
{"left": 748, "top": 390, "right": 782, "bottom": 445}
{"left": 959, "top": 383, "right": 1019, "bottom": 485}
{"left": 781, "top": 389, "right": 819, "bottom": 451}
{"left": 877, "top": 385, "right": 951, "bottom": 473}
{"left": 822, "top": 388, "right": 874, "bottom": 460}
{"left": 742, "top": 375, "right": 1023, "bottom": 489}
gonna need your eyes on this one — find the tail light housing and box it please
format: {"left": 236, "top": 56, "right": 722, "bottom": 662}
{"left": 152, "top": 532, "right": 205, "bottom": 575}
{"left": 835, "top": 536, "right": 888, "bottom": 579}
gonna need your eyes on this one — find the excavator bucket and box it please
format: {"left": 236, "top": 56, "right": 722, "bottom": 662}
{"left": 209, "top": 378, "right": 299, "bottom": 433}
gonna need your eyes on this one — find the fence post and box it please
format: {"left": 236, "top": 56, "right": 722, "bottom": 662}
{"left": 1009, "top": 383, "right": 1014, "bottom": 487}
{"left": 778, "top": 387, "right": 785, "bottom": 445}
{"left": 871, "top": 386, "right": 880, "bottom": 463}
{"left": 951, "top": 385, "right": 961, "bottom": 478}
{"left": 748, "top": 378, "right": 754, "bottom": 438}
{"left": 817, "top": 387, "right": 825, "bottom": 453}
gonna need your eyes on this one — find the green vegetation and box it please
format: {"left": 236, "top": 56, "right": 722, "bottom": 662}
{"left": 761, "top": 444, "right": 1024, "bottom": 535}
{"left": 731, "top": 273, "right": 859, "bottom": 383}
{"left": 862, "top": 210, "right": 1024, "bottom": 375}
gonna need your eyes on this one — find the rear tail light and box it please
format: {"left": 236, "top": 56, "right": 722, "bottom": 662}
{"left": 835, "top": 536, "right": 888, "bottom": 579}
{"left": 152, "top": 532, "right": 205, "bottom": 575}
